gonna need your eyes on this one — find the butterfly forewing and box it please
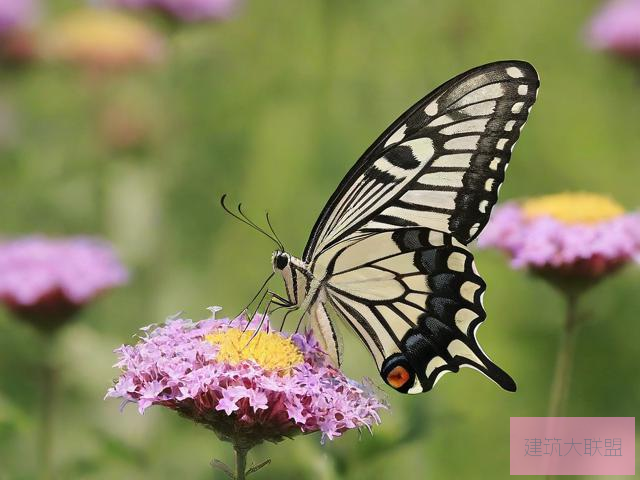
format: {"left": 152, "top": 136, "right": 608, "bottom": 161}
{"left": 304, "top": 61, "right": 539, "bottom": 260}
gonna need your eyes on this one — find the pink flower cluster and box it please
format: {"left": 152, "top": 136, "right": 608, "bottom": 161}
{"left": 0, "top": 0, "right": 37, "bottom": 35}
{"left": 107, "top": 311, "right": 386, "bottom": 443}
{"left": 477, "top": 203, "right": 640, "bottom": 275}
{"left": 587, "top": 0, "right": 640, "bottom": 57}
{"left": 0, "top": 236, "right": 128, "bottom": 310}
{"left": 108, "top": 0, "right": 238, "bottom": 22}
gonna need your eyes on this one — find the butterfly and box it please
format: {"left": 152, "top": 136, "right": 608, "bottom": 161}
{"left": 227, "top": 60, "right": 539, "bottom": 394}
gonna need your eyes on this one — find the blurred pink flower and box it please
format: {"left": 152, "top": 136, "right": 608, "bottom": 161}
{"left": 477, "top": 194, "right": 640, "bottom": 280}
{"left": 108, "top": 0, "right": 239, "bottom": 22}
{"left": 586, "top": 0, "right": 640, "bottom": 57}
{"left": 107, "top": 309, "right": 386, "bottom": 446}
{"left": 0, "top": 0, "right": 37, "bottom": 35}
{"left": 0, "top": 0, "right": 39, "bottom": 64}
{"left": 0, "top": 236, "right": 128, "bottom": 330}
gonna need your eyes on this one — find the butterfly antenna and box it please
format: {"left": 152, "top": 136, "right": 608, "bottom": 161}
{"left": 265, "top": 212, "right": 285, "bottom": 251}
{"left": 237, "top": 202, "right": 282, "bottom": 249}
{"left": 220, "top": 195, "right": 281, "bottom": 248}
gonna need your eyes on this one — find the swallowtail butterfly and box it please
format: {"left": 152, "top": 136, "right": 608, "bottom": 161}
{"left": 237, "top": 61, "right": 539, "bottom": 394}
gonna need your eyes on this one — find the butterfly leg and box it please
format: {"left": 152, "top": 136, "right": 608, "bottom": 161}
{"left": 235, "top": 272, "right": 275, "bottom": 320}
{"left": 256, "top": 292, "right": 286, "bottom": 333}
{"left": 250, "top": 293, "right": 299, "bottom": 330}
{"left": 263, "top": 290, "right": 297, "bottom": 332}
{"left": 265, "top": 290, "right": 295, "bottom": 308}
{"left": 243, "top": 288, "right": 271, "bottom": 332}
{"left": 243, "top": 291, "right": 296, "bottom": 345}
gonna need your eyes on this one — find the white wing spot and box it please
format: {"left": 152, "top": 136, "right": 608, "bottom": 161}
{"left": 452, "top": 83, "right": 504, "bottom": 108}
{"left": 489, "top": 158, "right": 500, "bottom": 170}
{"left": 512, "top": 102, "right": 524, "bottom": 114}
{"left": 457, "top": 101, "right": 496, "bottom": 116}
{"left": 506, "top": 66, "right": 524, "bottom": 78}
{"left": 484, "top": 179, "right": 494, "bottom": 191}
{"left": 424, "top": 102, "right": 438, "bottom": 115}
{"left": 446, "top": 252, "right": 466, "bottom": 272}
{"left": 496, "top": 138, "right": 508, "bottom": 150}
{"left": 428, "top": 230, "right": 444, "bottom": 246}
{"left": 444, "top": 135, "right": 480, "bottom": 150}
{"left": 431, "top": 153, "right": 472, "bottom": 168}
{"left": 418, "top": 171, "right": 465, "bottom": 188}
{"left": 440, "top": 118, "right": 489, "bottom": 136}
{"left": 479, "top": 199, "right": 489, "bottom": 213}
{"left": 469, "top": 222, "right": 480, "bottom": 237}
{"left": 460, "top": 281, "right": 480, "bottom": 303}
{"left": 384, "top": 124, "right": 407, "bottom": 147}
{"left": 518, "top": 84, "right": 528, "bottom": 95}
{"left": 455, "top": 308, "right": 477, "bottom": 333}
{"left": 401, "top": 189, "right": 457, "bottom": 210}
{"left": 504, "top": 120, "right": 516, "bottom": 131}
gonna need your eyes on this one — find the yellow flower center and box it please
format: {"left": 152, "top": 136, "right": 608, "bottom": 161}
{"left": 45, "top": 9, "right": 163, "bottom": 67}
{"left": 522, "top": 193, "right": 625, "bottom": 224}
{"left": 205, "top": 328, "right": 303, "bottom": 373}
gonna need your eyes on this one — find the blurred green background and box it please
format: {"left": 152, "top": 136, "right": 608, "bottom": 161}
{"left": 0, "top": 0, "right": 638, "bottom": 478}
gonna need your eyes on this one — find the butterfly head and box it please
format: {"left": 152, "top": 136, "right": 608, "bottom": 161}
{"left": 272, "top": 251, "right": 290, "bottom": 271}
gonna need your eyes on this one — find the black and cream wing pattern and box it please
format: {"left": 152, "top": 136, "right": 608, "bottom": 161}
{"left": 306, "top": 61, "right": 539, "bottom": 394}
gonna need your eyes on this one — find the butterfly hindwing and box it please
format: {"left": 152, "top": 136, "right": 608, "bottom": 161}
{"left": 315, "top": 228, "right": 516, "bottom": 394}
{"left": 304, "top": 60, "right": 539, "bottom": 261}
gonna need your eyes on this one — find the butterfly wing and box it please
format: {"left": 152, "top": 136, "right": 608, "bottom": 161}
{"left": 304, "top": 60, "right": 539, "bottom": 262}
{"left": 303, "top": 61, "right": 539, "bottom": 393}
{"left": 313, "top": 228, "right": 515, "bottom": 394}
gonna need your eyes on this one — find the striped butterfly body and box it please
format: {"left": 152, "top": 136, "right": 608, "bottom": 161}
{"left": 271, "top": 61, "right": 539, "bottom": 394}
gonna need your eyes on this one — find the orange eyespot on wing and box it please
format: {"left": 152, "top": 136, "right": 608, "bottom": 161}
{"left": 386, "top": 365, "right": 411, "bottom": 389}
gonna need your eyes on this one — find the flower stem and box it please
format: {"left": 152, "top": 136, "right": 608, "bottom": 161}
{"left": 39, "top": 338, "right": 57, "bottom": 480}
{"left": 547, "top": 294, "right": 580, "bottom": 418}
{"left": 234, "top": 446, "right": 248, "bottom": 480}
